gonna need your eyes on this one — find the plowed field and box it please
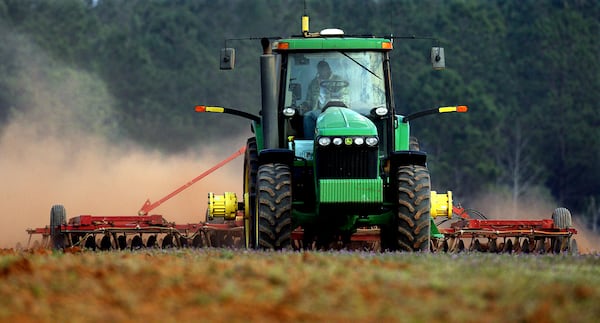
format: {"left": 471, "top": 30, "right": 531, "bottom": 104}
{"left": 1, "top": 249, "right": 599, "bottom": 322}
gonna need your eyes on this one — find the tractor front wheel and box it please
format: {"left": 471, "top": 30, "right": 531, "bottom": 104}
{"left": 256, "top": 163, "right": 293, "bottom": 250}
{"left": 392, "top": 165, "right": 431, "bottom": 252}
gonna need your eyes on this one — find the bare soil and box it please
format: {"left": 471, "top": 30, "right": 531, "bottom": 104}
{"left": 1, "top": 248, "right": 599, "bottom": 322}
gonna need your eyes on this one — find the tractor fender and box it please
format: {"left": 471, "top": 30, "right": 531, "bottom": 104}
{"left": 389, "top": 150, "right": 427, "bottom": 169}
{"left": 258, "top": 148, "right": 295, "bottom": 167}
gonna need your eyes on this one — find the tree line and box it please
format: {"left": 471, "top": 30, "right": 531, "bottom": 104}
{"left": 0, "top": 0, "right": 598, "bottom": 229}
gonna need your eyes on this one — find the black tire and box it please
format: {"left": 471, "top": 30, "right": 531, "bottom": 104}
{"left": 392, "top": 165, "right": 431, "bottom": 252}
{"left": 243, "top": 138, "right": 259, "bottom": 248}
{"left": 256, "top": 163, "right": 293, "bottom": 250}
{"left": 552, "top": 207, "right": 572, "bottom": 229}
{"left": 50, "top": 205, "right": 67, "bottom": 249}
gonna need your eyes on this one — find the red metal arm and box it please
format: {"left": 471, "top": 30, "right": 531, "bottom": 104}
{"left": 138, "top": 146, "right": 246, "bottom": 215}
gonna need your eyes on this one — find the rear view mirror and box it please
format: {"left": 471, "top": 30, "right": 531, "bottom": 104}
{"left": 220, "top": 48, "right": 235, "bottom": 70}
{"left": 431, "top": 47, "right": 445, "bottom": 70}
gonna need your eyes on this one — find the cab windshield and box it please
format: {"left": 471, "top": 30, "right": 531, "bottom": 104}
{"left": 283, "top": 51, "right": 386, "bottom": 116}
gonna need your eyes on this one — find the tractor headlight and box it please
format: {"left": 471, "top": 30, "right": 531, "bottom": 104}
{"left": 365, "top": 137, "right": 379, "bottom": 146}
{"left": 332, "top": 137, "right": 343, "bottom": 146}
{"left": 318, "top": 137, "right": 331, "bottom": 146}
{"left": 282, "top": 107, "right": 296, "bottom": 117}
{"left": 374, "top": 107, "right": 388, "bottom": 116}
{"left": 354, "top": 137, "right": 364, "bottom": 145}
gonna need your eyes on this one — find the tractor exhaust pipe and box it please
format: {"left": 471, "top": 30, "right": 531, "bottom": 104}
{"left": 260, "top": 38, "right": 279, "bottom": 149}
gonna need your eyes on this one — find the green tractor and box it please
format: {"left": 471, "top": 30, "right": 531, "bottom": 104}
{"left": 200, "top": 16, "right": 466, "bottom": 251}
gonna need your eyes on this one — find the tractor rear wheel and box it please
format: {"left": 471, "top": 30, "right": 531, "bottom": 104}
{"left": 243, "top": 137, "right": 258, "bottom": 248}
{"left": 256, "top": 163, "right": 292, "bottom": 250}
{"left": 393, "top": 165, "right": 431, "bottom": 252}
{"left": 50, "top": 204, "right": 67, "bottom": 249}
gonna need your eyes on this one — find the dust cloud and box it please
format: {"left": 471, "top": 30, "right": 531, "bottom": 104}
{"left": 0, "top": 125, "right": 245, "bottom": 249}
{"left": 0, "top": 32, "right": 247, "bottom": 248}
{"left": 468, "top": 191, "right": 558, "bottom": 221}
{"left": 468, "top": 192, "right": 599, "bottom": 253}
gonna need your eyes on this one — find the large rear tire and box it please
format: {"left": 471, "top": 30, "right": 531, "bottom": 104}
{"left": 50, "top": 204, "right": 67, "bottom": 249}
{"left": 393, "top": 165, "right": 431, "bottom": 252}
{"left": 243, "top": 138, "right": 258, "bottom": 248}
{"left": 256, "top": 163, "right": 293, "bottom": 250}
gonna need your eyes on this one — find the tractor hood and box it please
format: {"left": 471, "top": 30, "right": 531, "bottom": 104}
{"left": 316, "top": 107, "right": 377, "bottom": 137}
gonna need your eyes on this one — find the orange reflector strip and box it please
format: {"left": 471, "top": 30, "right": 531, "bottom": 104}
{"left": 381, "top": 42, "right": 393, "bottom": 49}
{"left": 457, "top": 105, "right": 468, "bottom": 112}
{"left": 195, "top": 105, "right": 206, "bottom": 112}
{"left": 277, "top": 42, "right": 289, "bottom": 50}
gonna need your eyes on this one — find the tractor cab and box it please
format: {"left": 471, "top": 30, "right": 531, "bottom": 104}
{"left": 274, "top": 34, "right": 396, "bottom": 176}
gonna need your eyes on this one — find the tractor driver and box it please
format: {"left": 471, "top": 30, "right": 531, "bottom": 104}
{"left": 302, "top": 60, "right": 348, "bottom": 139}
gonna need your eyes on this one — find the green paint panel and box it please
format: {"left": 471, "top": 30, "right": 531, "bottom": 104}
{"left": 253, "top": 121, "right": 264, "bottom": 151}
{"left": 276, "top": 38, "right": 392, "bottom": 51}
{"left": 395, "top": 116, "right": 409, "bottom": 150}
{"left": 319, "top": 178, "right": 383, "bottom": 203}
{"left": 317, "top": 107, "right": 378, "bottom": 137}
{"left": 430, "top": 219, "right": 444, "bottom": 239}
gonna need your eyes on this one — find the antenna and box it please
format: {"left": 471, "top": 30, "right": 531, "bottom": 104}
{"left": 389, "top": 2, "right": 394, "bottom": 35}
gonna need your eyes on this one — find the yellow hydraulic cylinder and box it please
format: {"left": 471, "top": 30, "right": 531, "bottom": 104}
{"left": 302, "top": 15, "right": 309, "bottom": 36}
{"left": 430, "top": 191, "right": 453, "bottom": 219}
{"left": 207, "top": 192, "right": 238, "bottom": 221}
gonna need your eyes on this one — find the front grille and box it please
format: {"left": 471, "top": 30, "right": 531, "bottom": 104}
{"left": 315, "top": 146, "right": 378, "bottom": 179}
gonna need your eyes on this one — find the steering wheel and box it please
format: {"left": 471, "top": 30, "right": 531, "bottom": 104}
{"left": 319, "top": 80, "right": 349, "bottom": 93}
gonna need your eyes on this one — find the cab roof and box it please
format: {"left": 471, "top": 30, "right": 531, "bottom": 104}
{"left": 274, "top": 37, "right": 393, "bottom": 51}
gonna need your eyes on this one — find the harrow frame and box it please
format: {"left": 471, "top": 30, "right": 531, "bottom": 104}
{"left": 24, "top": 148, "right": 578, "bottom": 253}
